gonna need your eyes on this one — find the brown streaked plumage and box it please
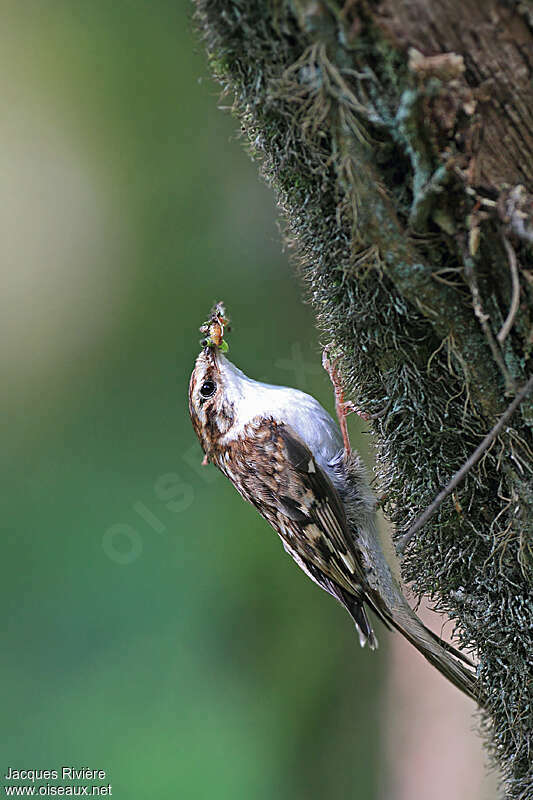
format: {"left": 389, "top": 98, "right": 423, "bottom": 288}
{"left": 188, "top": 338, "right": 482, "bottom": 705}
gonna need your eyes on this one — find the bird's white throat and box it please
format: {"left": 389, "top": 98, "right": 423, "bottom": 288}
{"left": 218, "top": 355, "right": 343, "bottom": 470}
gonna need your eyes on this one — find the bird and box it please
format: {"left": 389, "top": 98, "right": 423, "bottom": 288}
{"left": 188, "top": 303, "right": 480, "bottom": 704}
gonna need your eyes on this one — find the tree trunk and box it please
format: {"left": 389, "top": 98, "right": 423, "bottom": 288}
{"left": 193, "top": 1, "right": 533, "bottom": 796}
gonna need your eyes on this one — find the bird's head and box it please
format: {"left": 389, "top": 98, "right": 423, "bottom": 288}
{"left": 188, "top": 303, "right": 240, "bottom": 456}
{"left": 189, "top": 302, "right": 346, "bottom": 470}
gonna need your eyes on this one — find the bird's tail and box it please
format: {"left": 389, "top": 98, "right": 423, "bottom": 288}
{"left": 333, "top": 449, "right": 482, "bottom": 705}
{"left": 368, "top": 589, "right": 481, "bottom": 705}
{"left": 344, "top": 585, "right": 479, "bottom": 702}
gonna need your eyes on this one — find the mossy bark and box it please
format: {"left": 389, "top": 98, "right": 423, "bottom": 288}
{"left": 193, "top": 1, "right": 533, "bottom": 796}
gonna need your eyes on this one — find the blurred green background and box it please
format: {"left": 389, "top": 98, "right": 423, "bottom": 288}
{"left": 1, "top": 2, "right": 382, "bottom": 797}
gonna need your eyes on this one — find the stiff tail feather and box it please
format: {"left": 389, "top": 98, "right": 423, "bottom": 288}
{"left": 377, "top": 596, "right": 481, "bottom": 705}
{"left": 333, "top": 451, "right": 482, "bottom": 705}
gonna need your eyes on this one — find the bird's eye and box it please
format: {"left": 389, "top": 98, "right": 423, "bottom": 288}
{"left": 200, "top": 380, "right": 216, "bottom": 398}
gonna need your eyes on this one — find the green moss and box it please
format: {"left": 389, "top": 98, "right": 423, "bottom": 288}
{"left": 195, "top": 1, "right": 533, "bottom": 796}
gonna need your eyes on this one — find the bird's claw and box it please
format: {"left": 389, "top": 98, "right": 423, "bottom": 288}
{"left": 322, "top": 345, "right": 352, "bottom": 454}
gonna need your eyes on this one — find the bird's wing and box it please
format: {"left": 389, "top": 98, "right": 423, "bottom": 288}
{"left": 230, "top": 418, "right": 369, "bottom": 600}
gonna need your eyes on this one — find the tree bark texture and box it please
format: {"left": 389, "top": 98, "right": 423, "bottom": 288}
{"left": 194, "top": 2, "right": 533, "bottom": 797}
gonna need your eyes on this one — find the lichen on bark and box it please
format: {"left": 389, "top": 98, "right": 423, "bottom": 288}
{"left": 193, "top": 1, "right": 533, "bottom": 796}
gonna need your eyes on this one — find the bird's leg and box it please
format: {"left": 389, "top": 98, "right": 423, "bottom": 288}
{"left": 322, "top": 347, "right": 356, "bottom": 454}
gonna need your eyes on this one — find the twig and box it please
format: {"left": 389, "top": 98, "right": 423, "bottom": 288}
{"left": 497, "top": 236, "right": 521, "bottom": 344}
{"left": 463, "top": 254, "right": 516, "bottom": 393}
{"left": 397, "top": 375, "right": 533, "bottom": 555}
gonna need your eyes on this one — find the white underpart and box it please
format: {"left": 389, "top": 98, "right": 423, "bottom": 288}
{"left": 217, "top": 355, "right": 343, "bottom": 472}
